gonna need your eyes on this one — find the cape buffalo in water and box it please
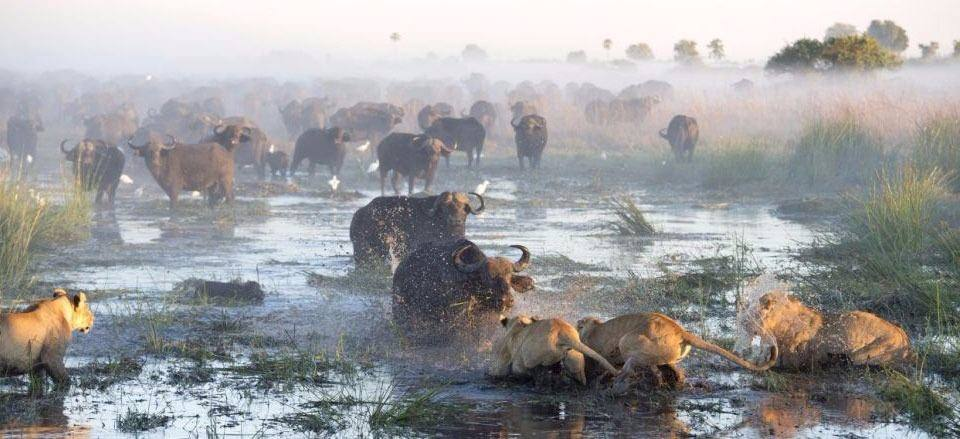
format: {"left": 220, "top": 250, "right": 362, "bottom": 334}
{"left": 61, "top": 138, "right": 125, "bottom": 205}
{"left": 349, "top": 191, "right": 484, "bottom": 268}
{"left": 512, "top": 115, "right": 548, "bottom": 170}
{"left": 425, "top": 117, "right": 485, "bottom": 168}
{"left": 391, "top": 239, "right": 534, "bottom": 340}
{"left": 660, "top": 115, "right": 699, "bottom": 162}
{"left": 290, "top": 127, "right": 351, "bottom": 179}
{"left": 376, "top": 132, "right": 452, "bottom": 195}
{"left": 128, "top": 132, "right": 238, "bottom": 209}
{"left": 5, "top": 113, "right": 43, "bottom": 171}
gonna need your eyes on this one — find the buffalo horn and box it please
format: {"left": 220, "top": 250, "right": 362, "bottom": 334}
{"left": 467, "top": 192, "right": 485, "bottom": 214}
{"left": 510, "top": 245, "right": 531, "bottom": 271}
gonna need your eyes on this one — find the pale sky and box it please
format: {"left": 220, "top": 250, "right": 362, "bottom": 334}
{"left": 1, "top": 0, "right": 957, "bottom": 73}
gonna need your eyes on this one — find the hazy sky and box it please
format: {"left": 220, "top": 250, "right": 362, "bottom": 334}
{"left": 1, "top": 0, "right": 957, "bottom": 73}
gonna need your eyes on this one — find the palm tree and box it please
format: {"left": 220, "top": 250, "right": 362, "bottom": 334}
{"left": 602, "top": 38, "right": 613, "bottom": 60}
{"left": 389, "top": 32, "right": 401, "bottom": 58}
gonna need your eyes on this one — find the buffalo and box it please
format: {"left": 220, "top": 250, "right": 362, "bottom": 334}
{"left": 416, "top": 103, "right": 454, "bottom": 131}
{"left": 127, "top": 134, "right": 236, "bottom": 209}
{"left": 510, "top": 101, "right": 538, "bottom": 125}
{"left": 84, "top": 113, "right": 138, "bottom": 147}
{"left": 329, "top": 102, "right": 404, "bottom": 149}
{"left": 376, "top": 132, "right": 452, "bottom": 195}
{"left": 279, "top": 97, "right": 334, "bottom": 139}
{"left": 467, "top": 100, "right": 497, "bottom": 132}
{"left": 60, "top": 138, "right": 125, "bottom": 205}
{"left": 512, "top": 115, "right": 548, "bottom": 170}
{"left": 290, "top": 127, "right": 351, "bottom": 178}
{"left": 425, "top": 117, "right": 485, "bottom": 168}
{"left": 391, "top": 239, "right": 534, "bottom": 339}
{"left": 5, "top": 113, "right": 43, "bottom": 169}
{"left": 660, "top": 115, "right": 699, "bottom": 162}
{"left": 585, "top": 97, "right": 658, "bottom": 125}
{"left": 265, "top": 145, "right": 290, "bottom": 179}
{"left": 350, "top": 191, "right": 484, "bottom": 268}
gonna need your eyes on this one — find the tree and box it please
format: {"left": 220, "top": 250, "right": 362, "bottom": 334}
{"left": 866, "top": 20, "right": 908, "bottom": 53}
{"left": 825, "top": 23, "right": 859, "bottom": 41}
{"left": 462, "top": 44, "right": 488, "bottom": 62}
{"left": 389, "top": 32, "right": 400, "bottom": 44}
{"left": 821, "top": 35, "right": 901, "bottom": 71}
{"left": 919, "top": 42, "right": 940, "bottom": 59}
{"left": 602, "top": 38, "right": 613, "bottom": 60}
{"left": 566, "top": 50, "right": 587, "bottom": 64}
{"left": 707, "top": 39, "right": 725, "bottom": 61}
{"left": 673, "top": 40, "right": 701, "bottom": 66}
{"left": 766, "top": 38, "right": 826, "bottom": 74}
{"left": 625, "top": 43, "right": 654, "bottom": 61}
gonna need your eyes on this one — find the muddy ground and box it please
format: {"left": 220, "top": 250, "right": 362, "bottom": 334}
{"left": 0, "top": 152, "right": 941, "bottom": 438}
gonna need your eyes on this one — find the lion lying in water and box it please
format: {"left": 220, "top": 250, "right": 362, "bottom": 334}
{"left": 742, "top": 291, "right": 913, "bottom": 370}
{"left": 0, "top": 289, "right": 94, "bottom": 389}
{"left": 490, "top": 315, "right": 619, "bottom": 385}
{"left": 577, "top": 313, "right": 777, "bottom": 390}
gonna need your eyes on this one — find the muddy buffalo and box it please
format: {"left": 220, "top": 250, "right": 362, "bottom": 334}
{"left": 350, "top": 191, "right": 484, "bottom": 268}
{"left": 391, "top": 239, "right": 534, "bottom": 339}
{"left": 290, "top": 127, "right": 351, "bottom": 178}
{"left": 660, "top": 115, "right": 699, "bottom": 162}
{"left": 127, "top": 134, "right": 236, "bottom": 209}
{"left": 61, "top": 138, "right": 125, "bottom": 205}
{"left": 512, "top": 115, "right": 548, "bottom": 169}
{"left": 377, "top": 132, "right": 452, "bottom": 195}
{"left": 425, "top": 117, "right": 485, "bottom": 168}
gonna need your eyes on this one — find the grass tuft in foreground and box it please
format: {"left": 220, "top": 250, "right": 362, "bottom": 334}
{"left": 875, "top": 370, "right": 958, "bottom": 436}
{"left": 607, "top": 197, "right": 656, "bottom": 235}
{"left": 115, "top": 408, "right": 172, "bottom": 433}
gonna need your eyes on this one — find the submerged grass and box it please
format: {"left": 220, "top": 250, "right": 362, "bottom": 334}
{"left": 606, "top": 197, "right": 656, "bottom": 235}
{"left": 115, "top": 408, "right": 172, "bottom": 433}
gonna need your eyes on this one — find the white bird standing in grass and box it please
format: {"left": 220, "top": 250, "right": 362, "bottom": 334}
{"left": 366, "top": 161, "right": 379, "bottom": 174}
{"left": 355, "top": 141, "right": 370, "bottom": 153}
{"left": 600, "top": 151, "right": 608, "bottom": 160}
{"left": 328, "top": 175, "right": 340, "bottom": 191}
{"left": 120, "top": 174, "right": 134, "bottom": 184}
{"left": 474, "top": 180, "right": 490, "bottom": 195}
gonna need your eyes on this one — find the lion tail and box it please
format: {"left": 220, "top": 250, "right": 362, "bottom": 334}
{"left": 683, "top": 331, "right": 778, "bottom": 372}
{"left": 565, "top": 340, "right": 619, "bottom": 376}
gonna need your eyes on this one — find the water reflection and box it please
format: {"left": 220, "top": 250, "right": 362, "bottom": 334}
{"left": 0, "top": 392, "right": 89, "bottom": 438}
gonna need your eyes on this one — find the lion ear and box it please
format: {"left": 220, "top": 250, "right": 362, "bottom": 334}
{"left": 72, "top": 292, "right": 87, "bottom": 308}
{"left": 53, "top": 288, "right": 68, "bottom": 298}
{"left": 499, "top": 315, "right": 509, "bottom": 327}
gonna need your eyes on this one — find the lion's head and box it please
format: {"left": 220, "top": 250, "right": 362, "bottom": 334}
{"left": 53, "top": 288, "right": 94, "bottom": 334}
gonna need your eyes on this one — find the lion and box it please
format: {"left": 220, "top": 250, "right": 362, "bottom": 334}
{"left": 490, "top": 315, "right": 619, "bottom": 385}
{"left": 0, "top": 289, "right": 94, "bottom": 389}
{"left": 741, "top": 291, "right": 913, "bottom": 370}
{"left": 577, "top": 313, "right": 777, "bottom": 389}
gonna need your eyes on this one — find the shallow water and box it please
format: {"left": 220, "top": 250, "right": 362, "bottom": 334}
{"left": 2, "top": 162, "right": 932, "bottom": 438}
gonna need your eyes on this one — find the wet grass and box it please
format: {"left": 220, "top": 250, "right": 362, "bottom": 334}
{"left": 75, "top": 356, "right": 143, "bottom": 391}
{"left": 228, "top": 349, "right": 358, "bottom": 389}
{"left": 875, "top": 370, "right": 958, "bottom": 436}
{"left": 115, "top": 408, "right": 172, "bottom": 433}
{"left": 606, "top": 197, "right": 656, "bottom": 235}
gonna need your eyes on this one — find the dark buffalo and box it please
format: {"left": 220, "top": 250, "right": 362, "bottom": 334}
{"left": 512, "top": 115, "right": 548, "bottom": 169}
{"left": 391, "top": 239, "right": 534, "bottom": 339}
{"left": 467, "top": 100, "right": 497, "bottom": 131}
{"left": 416, "top": 103, "right": 453, "bottom": 131}
{"left": 127, "top": 134, "right": 237, "bottom": 209}
{"left": 660, "top": 115, "right": 699, "bottom": 162}
{"left": 60, "top": 138, "right": 125, "bottom": 205}
{"left": 290, "top": 127, "right": 351, "bottom": 178}
{"left": 377, "top": 132, "right": 452, "bottom": 195}
{"left": 5, "top": 113, "right": 43, "bottom": 169}
{"left": 425, "top": 117, "right": 485, "bottom": 168}
{"left": 329, "top": 102, "right": 404, "bottom": 147}
{"left": 265, "top": 145, "right": 290, "bottom": 179}
{"left": 350, "top": 191, "right": 484, "bottom": 268}
{"left": 510, "top": 101, "right": 538, "bottom": 124}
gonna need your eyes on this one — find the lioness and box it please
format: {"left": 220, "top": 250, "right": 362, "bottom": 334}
{"left": 0, "top": 289, "right": 94, "bottom": 389}
{"left": 491, "top": 315, "right": 619, "bottom": 385}
{"left": 577, "top": 313, "right": 777, "bottom": 389}
{"left": 742, "top": 291, "right": 913, "bottom": 370}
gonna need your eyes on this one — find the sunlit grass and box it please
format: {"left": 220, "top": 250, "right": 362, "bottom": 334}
{"left": 789, "top": 113, "right": 885, "bottom": 186}
{"left": 606, "top": 197, "right": 656, "bottom": 235}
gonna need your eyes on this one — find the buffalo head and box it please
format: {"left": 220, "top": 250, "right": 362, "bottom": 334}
{"left": 212, "top": 124, "right": 252, "bottom": 148}
{"left": 61, "top": 138, "right": 104, "bottom": 168}
{"left": 452, "top": 243, "right": 533, "bottom": 311}
{"left": 427, "top": 191, "right": 484, "bottom": 229}
{"left": 128, "top": 135, "right": 176, "bottom": 163}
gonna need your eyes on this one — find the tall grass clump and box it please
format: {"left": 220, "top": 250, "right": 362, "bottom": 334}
{"left": 606, "top": 197, "right": 656, "bottom": 235}
{"left": 0, "top": 172, "right": 91, "bottom": 298}
{"left": 913, "top": 114, "right": 960, "bottom": 191}
{"left": 703, "top": 137, "right": 780, "bottom": 188}
{"left": 0, "top": 174, "right": 48, "bottom": 298}
{"left": 789, "top": 114, "right": 885, "bottom": 186}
